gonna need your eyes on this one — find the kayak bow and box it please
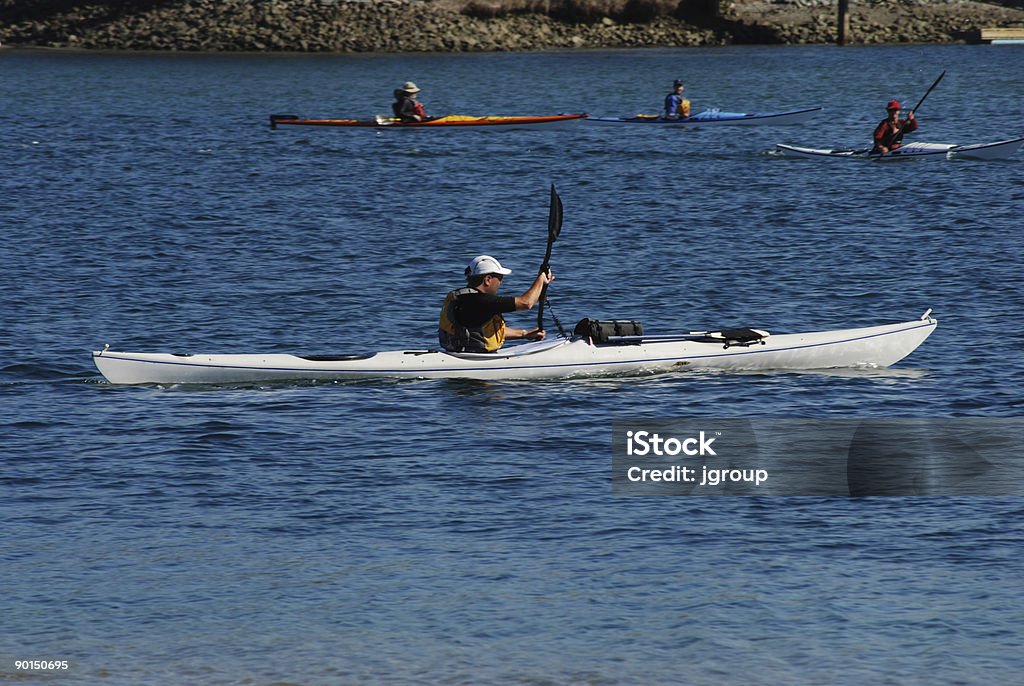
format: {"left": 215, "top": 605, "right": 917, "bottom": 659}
{"left": 93, "top": 313, "right": 937, "bottom": 385}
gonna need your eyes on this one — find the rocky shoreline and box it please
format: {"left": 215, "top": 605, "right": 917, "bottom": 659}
{"left": 2, "top": 0, "right": 1023, "bottom": 52}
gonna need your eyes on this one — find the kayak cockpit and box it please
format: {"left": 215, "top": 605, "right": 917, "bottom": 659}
{"left": 443, "top": 337, "right": 572, "bottom": 359}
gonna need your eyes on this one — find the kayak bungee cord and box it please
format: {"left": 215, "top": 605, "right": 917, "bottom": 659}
{"left": 542, "top": 297, "right": 569, "bottom": 338}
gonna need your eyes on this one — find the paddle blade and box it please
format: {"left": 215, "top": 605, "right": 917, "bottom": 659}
{"left": 547, "top": 184, "right": 563, "bottom": 242}
{"left": 537, "top": 184, "right": 562, "bottom": 332}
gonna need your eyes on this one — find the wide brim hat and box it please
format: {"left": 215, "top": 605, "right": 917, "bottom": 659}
{"left": 401, "top": 81, "right": 421, "bottom": 94}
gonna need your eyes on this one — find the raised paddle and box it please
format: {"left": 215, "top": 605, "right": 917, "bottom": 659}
{"left": 536, "top": 184, "right": 562, "bottom": 333}
{"left": 891, "top": 70, "right": 945, "bottom": 147}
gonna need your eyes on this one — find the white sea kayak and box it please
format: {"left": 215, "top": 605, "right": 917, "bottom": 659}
{"left": 92, "top": 313, "right": 937, "bottom": 385}
{"left": 776, "top": 136, "right": 1024, "bottom": 161}
{"left": 585, "top": 107, "right": 822, "bottom": 127}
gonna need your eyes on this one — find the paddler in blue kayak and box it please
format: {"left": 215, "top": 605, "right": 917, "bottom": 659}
{"left": 392, "top": 81, "right": 428, "bottom": 122}
{"left": 438, "top": 255, "right": 553, "bottom": 352}
{"left": 872, "top": 99, "right": 917, "bottom": 155}
{"left": 663, "top": 79, "right": 691, "bottom": 119}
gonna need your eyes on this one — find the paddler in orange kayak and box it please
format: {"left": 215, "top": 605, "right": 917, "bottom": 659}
{"left": 392, "top": 81, "right": 429, "bottom": 122}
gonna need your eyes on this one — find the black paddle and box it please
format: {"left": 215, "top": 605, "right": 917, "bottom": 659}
{"left": 536, "top": 184, "right": 562, "bottom": 333}
{"left": 891, "top": 70, "right": 945, "bottom": 148}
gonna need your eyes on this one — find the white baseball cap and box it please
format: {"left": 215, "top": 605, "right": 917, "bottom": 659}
{"left": 465, "top": 255, "right": 513, "bottom": 277}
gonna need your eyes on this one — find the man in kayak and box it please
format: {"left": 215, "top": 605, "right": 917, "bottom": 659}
{"left": 872, "top": 99, "right": 917, "bottom": 154}
{"left": 392, "top": 81, "right": 428, "bottom": 122}
{"left": 663, "top": 79, "right": 691, "bottom": 119}
{"left": 438, "top": 255, "right": 553, "bottom": 352}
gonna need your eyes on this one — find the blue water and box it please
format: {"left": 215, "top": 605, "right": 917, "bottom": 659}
{"left": 2, "top": 44, "right": 1023, "bottom": 684}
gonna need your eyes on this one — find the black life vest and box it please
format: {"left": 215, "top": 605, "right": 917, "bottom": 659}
{"left": 437, "top": 287, "right": 506, "bottom": 352}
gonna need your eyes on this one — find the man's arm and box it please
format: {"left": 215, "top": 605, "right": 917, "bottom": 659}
{"left": 513, "top": 270, "right": 553, "bottom": 311}
{"left": 505, "top": 326, "right": 546, "bottom": 341}
{"left": 873, "top": 121, "right": 891, "bottom": 150}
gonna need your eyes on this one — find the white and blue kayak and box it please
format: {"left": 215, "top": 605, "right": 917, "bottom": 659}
{"left": 92, "top": 312, "right": 937, "bottom": 385}
{"left": 776, "top": 136, "right": 1024, "bottom": 161}
{"left": 585, "top": 106, "right": 822, "bottom": 127}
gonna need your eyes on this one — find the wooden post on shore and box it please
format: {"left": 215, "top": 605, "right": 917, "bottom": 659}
{"left": 837, "top": 0, "right": 850, "bottom": 45}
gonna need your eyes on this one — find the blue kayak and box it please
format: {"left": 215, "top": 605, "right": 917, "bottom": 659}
{"left": 585, "top": 106, "right": 822, "bottom": 127}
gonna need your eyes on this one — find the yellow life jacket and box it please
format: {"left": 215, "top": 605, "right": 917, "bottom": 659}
{"left": 678, "top": 98, "right": 691, "bottom": 118}
{"left": 438, "top": 287, "right": 506, "bottom": 352}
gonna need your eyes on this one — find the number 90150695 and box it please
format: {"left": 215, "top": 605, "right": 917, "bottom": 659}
{"left": 14, "top": 659, "right": 70, "bottom": 671}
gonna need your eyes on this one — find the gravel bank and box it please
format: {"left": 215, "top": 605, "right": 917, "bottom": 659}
{"left": 1, "top": 0, "right": 1022, "bottom": 52}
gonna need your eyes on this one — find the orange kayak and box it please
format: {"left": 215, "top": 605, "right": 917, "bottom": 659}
{"left": 270, "top": 113, "right": 587, "bottom": 130}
